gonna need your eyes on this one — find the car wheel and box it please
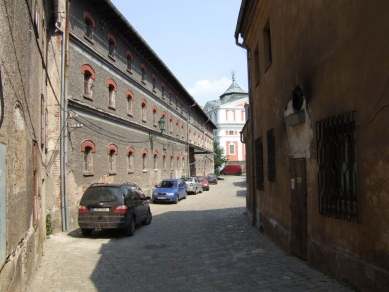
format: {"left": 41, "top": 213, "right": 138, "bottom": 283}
{"left": 200, "top": 187, "right": 203, "bottom": 193}
{"left": 142, "top": 210, "right": 152, "bottom": 225}
{"left": 195, "top": 187, "right": 198, "bottom": 195}
{"left": 81, "top": 228, "right": 93, "bottom": 236}
{"left": 125, "top": 217, "right": 136, "bottom": 236}
{"left": 174, "top": 195, "right": 179, "bottom": 204}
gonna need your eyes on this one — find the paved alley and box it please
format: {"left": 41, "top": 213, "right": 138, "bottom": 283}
{"left": 27, "top": 176, "right": 351, "bottom": 292}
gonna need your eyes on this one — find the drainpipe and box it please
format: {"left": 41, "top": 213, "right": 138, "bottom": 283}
{"left": 187, "top": 103, "right": 196, "bottom": 176}
{"left": 202, "top": 117, "right": 210, "bottom": 175}
{"left": 235, "top": 33, "right": 256, "bottom": 227}
{"left": 59, "top": 0, "right": 70, "bottom": 231}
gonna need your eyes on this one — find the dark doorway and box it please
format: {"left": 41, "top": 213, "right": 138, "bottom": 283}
{"left": 290, "top": 158, "right": 307, "bottom": 260}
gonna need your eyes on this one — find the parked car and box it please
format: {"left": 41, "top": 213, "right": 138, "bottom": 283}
{"left": 207, "top": 173, "right": 218, "bottom": 184}
{"left": 196, "top": 176, "right": 210, "bottom": 191}
{"left": 220, "top": 164, "right": 242, "bottom": 175}
{"left": 152, "top": 179, "right": 187, "bottom": 204}
{"left": 78, "top": 182, "right": 152, "bottom": 237}
{"left": 181, "top": 176, "right": 203, "bottom": 194}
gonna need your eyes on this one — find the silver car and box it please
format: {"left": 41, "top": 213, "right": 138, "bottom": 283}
{"left": 181, "top": 177, "right": 203, "bottom": 194}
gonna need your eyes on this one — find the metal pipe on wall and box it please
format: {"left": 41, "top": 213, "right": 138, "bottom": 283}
{"left": 186, "top": 103, "right": 196, "bottom": 176}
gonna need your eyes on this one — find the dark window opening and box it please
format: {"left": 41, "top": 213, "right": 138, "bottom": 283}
{"left": 264, "top": 21, "right": 272, "bottom": 70}
{"left": 267, "top": 128, "right": 276, "bottom": 181}
{"left": 255, "top": 137, "right": 264, "bottom": 190}
{"left": 254, "top": 46, "right": 260, "bottom": 85}
{"left": 316, "top": 112, "right": 358, "bottom": 222}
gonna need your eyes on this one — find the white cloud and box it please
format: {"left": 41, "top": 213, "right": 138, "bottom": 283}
{"left": 188, "top": 77, "right": 231, "bottom": 106}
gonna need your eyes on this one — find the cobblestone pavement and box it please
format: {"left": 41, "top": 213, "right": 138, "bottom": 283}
{"left": 27, "top": 175, "right": 351, "bottom": 292}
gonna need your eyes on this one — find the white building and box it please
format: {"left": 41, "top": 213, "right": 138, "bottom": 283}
{"left": 204, "top": 72, "right": 248, "bottom": 165}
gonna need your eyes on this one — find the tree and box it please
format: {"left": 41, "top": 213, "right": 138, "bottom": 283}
{"left": 213, "top": 141, "right": 228, "bottom": 174}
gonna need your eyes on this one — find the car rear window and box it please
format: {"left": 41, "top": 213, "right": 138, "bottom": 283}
{"left": 182, "top": 177, "right": 193, "bottom": 182}
{"left": 81, "top": 186, "right": 121, "bottom": 204}
{"left": 158, "top": 181, "right": 177, "bottom": 188}
{"left": 197, "top": 177, "right": 206, "bottom": 181}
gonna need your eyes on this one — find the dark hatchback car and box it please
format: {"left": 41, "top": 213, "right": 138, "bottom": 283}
{"left": 207, "top": 173, "right": 218, "bottom": 184}
{"left": 78, "top": 182, "right": 152, "bottom": 237}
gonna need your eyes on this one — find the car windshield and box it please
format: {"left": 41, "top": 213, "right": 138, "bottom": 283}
{"left": 81, "top": 186, "right": 121, "bottom": 204}
{"left": 157, "top": 181, "right": 177, "bottom": 188}
{"left": 182, "top": 177, "right": 193, "bottom": 182}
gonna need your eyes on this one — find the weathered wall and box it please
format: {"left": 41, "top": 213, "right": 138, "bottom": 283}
{"left": 239, "top": 0, "right": 389, "bottom": 290}
{"left": 0, "top": 0, "right": 55, "bottom": 290}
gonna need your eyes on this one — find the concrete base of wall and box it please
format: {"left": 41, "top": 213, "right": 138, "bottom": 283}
{"left": 260, "top": 213, "right": 291, "bottom": 253}
{"left": 309, "top": 241, "right": 389, "bottom": 292}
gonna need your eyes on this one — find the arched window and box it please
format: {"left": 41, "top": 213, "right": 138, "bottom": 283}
{"left": 161, "top": 83, "right": 165, "bottom": 99}
{"left": 126, "top": 50, "right": 133, "bottom": 72}
{"left": 82, "top": 11, "right": 95, "bottom": 41}
{"left": 127, "top": 147, "right": 135, "bottom": 173}
{"left": 169, "top": 116, "right": 173, "bottom": 133}
{"left": 141, "top": 149, "right": 148, "bottom": 171}
{"left": 182, "top": 156, "right": 185, "bottom": 169}
{"left": 141, "top": 99, "right": 147, "bottom": 122}
{"left": 176, "top": 120, "right": 179, "bottom": 136}
{"left": 141, "top": 64, "right": 147, "bottom": 83}
{"left": 153, "top": 150, "right": 158, "bottom": 170}
{"left": 169, "top": 90, "right": 173, "bottom": 104}
{"left": 106, "top": 79, "right": 117, "bottom": 108}
{"left": 107, "top": 34, "right": 117, "bottom": 58}
{"left": 126, "top": 90, "right": 134, "bottom": 116}
{"left": 152, "top": 106, "right": 158, "bottom": 126}
{"left": 170, "top": 154, "right": 174, "bottom": 169}
{"left": 81, "top": 140, "right": 96, "bottom": 176}
{"left": 81, "top": 64, "right": 95, "bottom": 99}
{"left": 107, "top": 144, "right": 118, "bottom": 174}
{"left": 162, "top": 152, "right": 167, "bottom": 170}
{"left": 152, "top": 74, "right": 157, "bottom": 92}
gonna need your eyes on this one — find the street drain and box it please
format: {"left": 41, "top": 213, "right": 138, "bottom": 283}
{"left": 145, "top": 243, "right": 167, "bottom": 249}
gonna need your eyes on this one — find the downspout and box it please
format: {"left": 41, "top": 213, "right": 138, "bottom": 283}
{"left": 59, "top": 0, "right": 70, "bottom": 231}
{"left": 56, "top": 6, "right": 67, "bottom": 231}
{"left": 187, "top": 103, "right": 196, "bottom": 176}
{"left": 202, "top": 117, "right": 210, "bottom": 175}
{"left": 235, "top": 33, "right": 256, "bottom": 227}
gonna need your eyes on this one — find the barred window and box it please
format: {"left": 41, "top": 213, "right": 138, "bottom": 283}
{"left": 267, "top": 128, "right": 276, "bottom": 181}
{"left": 255, "top": 137, "right": 264, "bottom": 190}
{"left": 316, "top": 112, "right": 358, "bottom": 221}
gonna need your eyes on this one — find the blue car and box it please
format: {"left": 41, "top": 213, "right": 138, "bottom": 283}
{"left": 152, "top": 179, "right": 187, "bottom": 204}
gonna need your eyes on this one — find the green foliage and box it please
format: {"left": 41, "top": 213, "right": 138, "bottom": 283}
{"left": 213, "top": 141, "right": 228, "bottom": 172}
{"left": 46, "top": 214, "right": 53, "bottom": 236}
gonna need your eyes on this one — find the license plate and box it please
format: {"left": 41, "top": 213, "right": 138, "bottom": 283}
{"left": 91, "top": 208, "right": 109, "bottom": 212}
{"left": 158, "top": 197, "right": 166, "bottom": 200}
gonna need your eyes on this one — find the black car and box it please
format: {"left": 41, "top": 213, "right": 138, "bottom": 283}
{"left": 207, "top": 173, "right": 218, "bottom": 184}
{"left": 78, "top": 182, "right": 152, "bottom": 236}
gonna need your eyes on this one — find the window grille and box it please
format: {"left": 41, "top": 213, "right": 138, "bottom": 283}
{"left": 267, "top": 128, "right": 276, "bottom": 181}
{"left": 316, "top": 111, "right": 358, "bottom": 221}
{"left": 255, "top": 137, "right": 264, "bottom": 190}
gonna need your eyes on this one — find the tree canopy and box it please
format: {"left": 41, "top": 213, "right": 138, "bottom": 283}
{"left": 213, "top": 141, "right": 228, "bottom": 173}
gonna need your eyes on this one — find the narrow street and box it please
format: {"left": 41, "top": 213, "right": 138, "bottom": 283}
{"left": 27, "top": 176, "right": 351, "bottom": 292}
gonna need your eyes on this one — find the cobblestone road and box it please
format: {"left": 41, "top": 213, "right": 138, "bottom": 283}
{"left": 27, "top": 175, "right": 351, "bottom": 292}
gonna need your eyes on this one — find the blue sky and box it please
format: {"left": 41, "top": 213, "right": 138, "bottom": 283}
{"left": 110, "top": 0, "right": 248, "bottom": 107}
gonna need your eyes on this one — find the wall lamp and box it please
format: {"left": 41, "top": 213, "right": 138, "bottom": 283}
{"left": 149, "top": 117, "right": 166, "bottom": 140}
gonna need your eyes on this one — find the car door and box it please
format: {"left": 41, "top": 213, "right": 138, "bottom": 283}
{"left": 179, "top": 180, "right": 186, "bottom": 198}
{"left": 125, "top": 187, "right": 143, "bottom": 223}
{"left": 136, "top": 186, "right": 148, "bottom": 218}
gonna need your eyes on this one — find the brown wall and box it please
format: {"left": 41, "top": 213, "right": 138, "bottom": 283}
{"left": 239, "top": 0, "right": 389, "bottom": 290}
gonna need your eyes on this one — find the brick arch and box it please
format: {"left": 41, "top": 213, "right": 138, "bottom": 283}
{"left": 107, "top": 144, "right": 118, "bottom": 154}
{"left": 141, "top": 149, "right": 148, "bottom": 157}
{"left": 176, "top": 154, "right": 180, "bottom": 159}
{"left": 170, "top": 153, "right": 174, "bottom": 158}
{"left": 127, "top": 146, "right": 135, "bottom": 155}
{"left": 169, "top": 116, "right": 173, "bottom": 122}
{"left": 106, "top": 78, "right": 117, "bottom": 91}
{"left": 126, "top": 90, "right": 134, "bottom": 100}
{"left": 81, "top": 140, "right": 96, "bottom": 153}
{"left": 81, "top": 64, "right": 96, "bottom": 80}
{"left": 176, "top": 120, "right": 179, "bottom": 125}
{"left": 181, "top": 123, "right": 184, "bottom": 128}
{"left": 161, "top": 111, "right": 166, "bottom": 118}
{"left": 140, "top": 98, "right": 147, "bottom": 108}
{"left": 162, "top": 152, "right": 167, "bottom": 158}
{"left": 152, "top": 74, "right": 157, "bottom": 82}
{"left": 82, "top": 11, "right": 96, "bottom": 28}
{"left": 152, "top": 105, "right": 158, "bottom": 113}
{"left": 107, "top": 33, "right": 117, "bottom": 47}
{"left": 153, "top": 150, "right": 158, "bottom": 158}
{"left": 126, "top": 50, "right": 133, "bottom": 61}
